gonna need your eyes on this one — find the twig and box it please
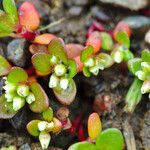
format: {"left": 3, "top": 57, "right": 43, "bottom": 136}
{"left": 122, "top": 120, "right": 137, "bottom": 150}
{"left": 39, "top": 18, "right": 66, "bottom": 32}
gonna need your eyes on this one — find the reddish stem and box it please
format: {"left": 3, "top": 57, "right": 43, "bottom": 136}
{"left": 78, "top": 125, "right": 86, "bottom": 141}
{"left": 141, "top": 9, "right": 150, "bottom": 16}
{"left": 26, "top": 67, "right": 36, "bottom": 76}
{"left": 68, "top": 115, "right": 82, "bottom": 134}
{"left": 21, "top": 31, "right": 36, "bottom": 41}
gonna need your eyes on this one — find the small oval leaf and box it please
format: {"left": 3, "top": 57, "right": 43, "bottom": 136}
{"left": 53, "top": 79, "right": 76, "bottom": 105}
{"left": 42, "top": 107, "right": 53, "bottom": 122}
{"left": 0, "top": 55, "right": 11, "bottom": 76}
{"left": 101, "top": 32, "right": 113, "bottom": 51}
{"left": 29, "top": 82, "right": 49, "bottom": 113}
{"left": 96, "top": 128, "right": 124, "bottom": 150}
{"left": 0, "top": 94, "right": 17, "bottom": 119}
{"left": 141, "top": 49, "right": 150, "bottom": 62}
{"left": 7, "top": 67, "right": 28, "bottom": 84}
{"left": 88, "top": 113, "right": 102, "bottom": 139}
{"left": 68, "top": 142, "right": 96, "bottom": 150}
{"left": 19, "top": 1, "right": 40, "bottom": 31}
{"left": 115, "top": 31, "right": 130, "bottom": 49}
{"left": 80, "top": 46, "right": 94, "bottom": 63}
{"left": 48, "top": 38, "right": 68, "bottom": 65}
{"left": 128, "top": 58, "right": 142, "bottom": 75}
{"left": 67, "top": 59, "right": 77, "bottom": 78}
{"left": 27, "top": 120, "right": 41, "bottom": 136}
{"left": 32, "top": 53, "right": 51, "bottom": 76}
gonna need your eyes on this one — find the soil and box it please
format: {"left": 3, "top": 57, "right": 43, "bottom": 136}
{"left": 0, "top": 0, "right": 150, "bottom": 150}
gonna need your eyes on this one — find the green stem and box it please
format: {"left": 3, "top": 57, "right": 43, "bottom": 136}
{"left": 124, "top": 77, "right": 143, "bottom": 113}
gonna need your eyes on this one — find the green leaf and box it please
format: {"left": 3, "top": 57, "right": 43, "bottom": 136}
{"left": 97, "top": 53, "right": 114, "bottom": 68}
{"left": 123, "top": 50, "right": 134, "bottom": 61}
{"left": 32, "top": 53, "right": 51, "bottom": 75}
{"left": 101, "top": 32, "right": 113, "bottom": 51}
{"left": 142, "top": 49, "right": 150, "bottom": 62}
{"left": 48, "top": 38, "right": 68, "bottom": 65}
{"left": 80, "top": 46, "right": 94, "bottom": 63}
{"left": 67, "top": 59, "right": 77, "bottom": 78}
{"left": 27, "top": 120, "right": 41, "bottom": 136}
{"left": 3, "top": 0, "right": 18, "bottom": 24}
{"left": 128, "top": 58, "right": 142, "bottom": 75}
{"left": 96, "top": 128, "right": 124, "bottom": 150}
{"left": 125, "top": 78, "right": 142, "bottom": 113}
{"left": 7, "top": 67, "right": 28, "bottom": 84}
{"left": 53, "top": 79, "right": 76, "bottom": 105}
{"left": 68, "top": 142, "right": 96, "bottom": 150}
{"left": 115, "top": 31, "right": 130, "bottom": 48}
{"left": 0, "top": 14, "right": 15, "bottom": 36}
{"left": 42, "top": 107, "right": 53, "bottom": 122}
{"left": 0, "top": 94, "right": 17, "bottom": 119}
{"left": 29, "top": 82, "right": 49, "bottom": 113}
{"left": 0, "top": 55, "right": 11, "bottom": 76}
{"left": 83, "top": 67, "right": 91, "bottom": 77}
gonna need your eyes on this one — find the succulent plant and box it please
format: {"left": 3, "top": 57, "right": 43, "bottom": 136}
{"left": 32, "top": 38, "right": 77, "bottom": 105}
{"left": 27, "top": 107, "right": 62, "bottom": 149}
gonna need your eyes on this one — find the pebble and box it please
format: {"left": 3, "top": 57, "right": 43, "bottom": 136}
{"left": 68, "top": 6, "right": 83, "bottom": 17}
{"left": 19, "top": 143, "right": 31, "bottom": 150}
{"left": 98, "top": 0, "right": 149, "bottom": 11}
{"left": 6, "top": 39, "right": 29, "bottom": 67}
{"left": 122, "top": 16, "right": 150, "bottom": 35}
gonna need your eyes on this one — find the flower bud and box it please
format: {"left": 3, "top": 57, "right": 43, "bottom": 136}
{"left": 59, "top": 78, "right": 69, "bottom": 90}
{"left": 38, "top": 121, "right": 48, "bottom": 131}
{"left": 141, "top": 80, "right": 150, "bottom": 94}
{"left": 111, "top": 50, "right": 124, "bottom": 63}
{"left": 54, "top": 64, "right": 67, "bottom": 76}
{"left": 135, "top": 71, "right": 147, "bottom": 81}
{"left": 39, "top": 132, "right": 51, "bottom": 150}
{"left": 13, "top": 96, "right": 25, "bottom": 111}
{"left": 26, "top": 92, "right": 35, "bottom": 104}
{"left": 46, "top": 122, "right": 54, "bottom": 132}
{"left": 50, "top": 55, "right": 59, "bottom": 65}
{"left": 49, "top": 74, "right": 59, "bottom": 88}
{"left": 84, "top": 58, "right": 95, "bottom": 67}
{"left": 17, "top": 85, "right": 29, "bottom": 97}
{"left": 141, "top": 62, "right": 150, "bottom": 73}
{"left": 89, "top": 66, "right": 99, "bottom": 76}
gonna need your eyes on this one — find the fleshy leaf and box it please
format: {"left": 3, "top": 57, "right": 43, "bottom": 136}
{"left": 32, "top": 53, "right": 51, "bottom": 76}
{"left": 67, "top": 59, "right": 77, "bottom": 78}
{"left": 83, "top": 67, "right": 91, "bottom": 77}
{"left": 101, "top": 32, "right": 113, "bottom": 51}
{"left": 3, "top": 0, "right": 18, "bottom": 23}
{"left": 96, "top": 128, "right": 124, "bottom": 150}
{"left": 68, "top": 142, "right": 96, "bottom": 150}
{"left": 53, "top": 79, "right": 76, "bottom": 105}
{"left": 42, "top": 107, "right": 53, "bottom": 122}
{"left": 0, "top": 94, "right": 17, "bottom": 119}
{"left": 86, "top": 31, "right": 102, "bottom": 54}
{"left": 123, "top": 50, "right": 134, "bottom": 61}
{"left": 7, "top": 67, "right": 28, "bottom": 84}
{"left": 27, "top": 120, "right": 41, "bottom": 136}
{"left": 29, "top": 82, "right": 49, "bottom": 113}
{"left": 141, "top": 49, "right": 150, "bottom": 62}
{"left": 0, "top": 55, "right": 11, "bottom": 76}
{"left": 97, "top": 53, "right": 114, "bottom": 68}
{"left": 19, "top": 1, "right": 40, "bottom": 31}
{"left": 115, "top": 31, "right": 130, "bottom": 48}
{"left": 88, "top": 113, "right": 102, "bottom": 140}
{"left": 128, "top": 58, "right": 142, "bottom": 75}
{"left": 34, "top": 33, "right": 56, "bottom": 45}
{"left": 80, "top": 46, "right": 94, "bottom": 63}
{"left": 52, "top": 117, "right": 62, "bottom": 133}
{"left": 48, "top": 38, "right": 68, "bottom": 65}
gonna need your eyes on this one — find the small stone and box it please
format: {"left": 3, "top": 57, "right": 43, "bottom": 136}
{"left": 68, "top": 6, "right": 83, "bottom": 17}
{"left": 6, "top": 39, "right": 29, "bottom": 67}
{"left": 19, "top": 143, "right": 31, "bottom": 150}
{"left": 0, "top": 42, "right": 6, "bottom": 57}
{"left": 145, "top": 30, "right": 150, "bottom": 44}
{"left": 0, "top": 77, "right": 5, "bottom": 96}
{"left": 122, "top": 16, "right": 150, "bottom": 35}
{"left": 98, "top": 0, "right": 150, "bottom": 10}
